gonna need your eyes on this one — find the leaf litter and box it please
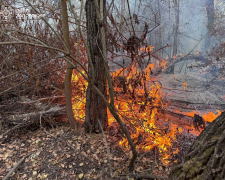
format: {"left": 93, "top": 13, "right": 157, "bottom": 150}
{"left": 0, "top": 125, "right": 171, "bottom": 179}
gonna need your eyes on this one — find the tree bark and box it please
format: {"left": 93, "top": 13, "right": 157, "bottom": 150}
{"left": 169, "top": 111, "right": 225, "bottom": 180}
{"left": 204, "top": 0, "right": 214, "bottom": 51}
{"left": 84, "top": 0, "right": 108, "bottom": 133}
{"left": 61, "top": 0, "right": 77, "bottom": 128}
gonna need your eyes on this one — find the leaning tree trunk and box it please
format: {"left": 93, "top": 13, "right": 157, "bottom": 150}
{"left": 84, "top": 0, "right": 108, "bottom": 133}
{"left": 169, "top": 111, "right": 225, "bottom": 180}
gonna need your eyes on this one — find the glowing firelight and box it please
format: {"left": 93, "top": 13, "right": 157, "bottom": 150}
{"left": 71, "top": 60, "right": 221, "bottom": 165}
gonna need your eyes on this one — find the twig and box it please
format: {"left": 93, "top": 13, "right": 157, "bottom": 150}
{"left": 3, "top": 153, "right": 31, "bottom": 180}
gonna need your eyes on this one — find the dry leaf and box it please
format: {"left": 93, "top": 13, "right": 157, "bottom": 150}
{"left": 79, "top": 163, "right": 84, "bottom": 166}
{"left": 42, "top": 174, "right": 48, "bottom": 178}
{"left": 78, "top": 173, "right": 84, "bottom": 179}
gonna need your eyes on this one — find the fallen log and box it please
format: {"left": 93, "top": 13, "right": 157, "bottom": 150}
{"left": 158, "top": 109, "right": 194, "bottom": 126}
{"left": 1, "top": 105, "right": 66, "bottom": 142}
{"left": 4, "top": 105, "right": 66, "bottom": 125}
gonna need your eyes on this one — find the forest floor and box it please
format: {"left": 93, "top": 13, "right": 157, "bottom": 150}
{"left": 0, "top": 124, "right": 172, "bottom": 180}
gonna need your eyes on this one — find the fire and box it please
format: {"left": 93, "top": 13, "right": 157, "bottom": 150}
{"left": 72, "top": 61, "right": 178, "bottom": 163}
{"left": 183, "top": 110, "right": 221, "bottom": 123}
{"left": 139, "top": 45, "right": 154, "bottom": 53}
{"left": 71, "top": 71, "right": 88, "bottom": 121}
{"left": 108, "top": 62, "right": 180, "bottom": 164}
{"left": 71, "top": 57, "right": 221, "bottom": 165}
{"left": 182, "top": 82, "right": 187, "bottom": 91}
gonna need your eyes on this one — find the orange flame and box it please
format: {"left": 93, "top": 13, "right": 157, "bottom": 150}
{"left": 183, "top": 110, "right": 221, "bottom": 123}
{"left": 139, "top": 45, "right": 154, "bottom": 53}
{"left": 182, "top": 82, "right": 187, "bottom": 91}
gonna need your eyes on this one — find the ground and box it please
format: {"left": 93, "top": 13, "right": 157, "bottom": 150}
{"left": 0, "top": 125, "right": 171, "bottom": 180}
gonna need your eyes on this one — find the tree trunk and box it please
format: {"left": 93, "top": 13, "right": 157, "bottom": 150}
{"left": 170, "top": 0, "right": 180, "bottom": 74}
{"left": 169, "top": 111, "right": 225, "bottom": 180}
{"left": 204, "top": 0, "right": 214, "bottom": 51}
{"left": 84, "top": 0, "right": 108, "bottom": 133}
{"left": 61, "top": 0, "right": 77, "bottom": 128}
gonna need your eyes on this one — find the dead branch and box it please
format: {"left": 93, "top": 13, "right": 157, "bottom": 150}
{"left": 1, "top": 105, "right": 66, "bottom": 140}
